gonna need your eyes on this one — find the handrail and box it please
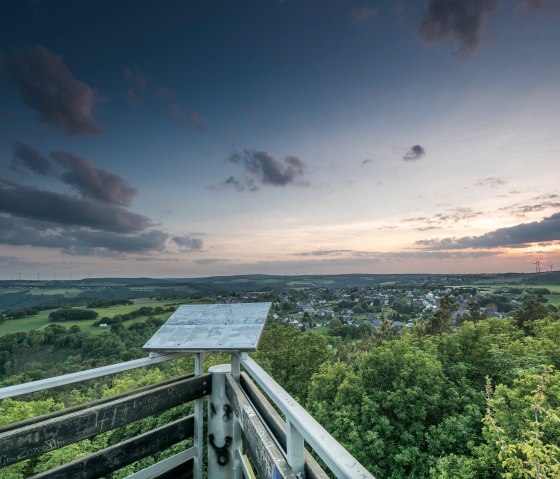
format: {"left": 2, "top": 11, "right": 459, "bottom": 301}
{"left": 0, "top": 351, "right": 188, "bottom": 400}
{"left": 238, "top": 352, "right": 375, "bottom": 479}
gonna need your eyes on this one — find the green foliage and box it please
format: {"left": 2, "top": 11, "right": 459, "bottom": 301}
{"left": 514, "top": 297, "right": 549, "bottom": 334}
{"left": 4, "top": 308, "right": 39, "bottom": 319}
{"left": 253, "top": 322, "right": 329, "bottom": 403}
{"left": 425, "top": 294, "right": 459, "bottom": 335}
{"left": 48, "top": 308, "right": 98, "bottom": 322}
{"left": 483, "top": 367, "right": 560, "bottom": 478}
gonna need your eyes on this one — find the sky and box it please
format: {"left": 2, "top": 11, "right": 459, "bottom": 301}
{"left": 0, "top": 0, "right": 559, "bottom": 279}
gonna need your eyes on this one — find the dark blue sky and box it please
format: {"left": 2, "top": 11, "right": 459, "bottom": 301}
{"left": 1, "top": 0, "right": 559, "bottom": 278}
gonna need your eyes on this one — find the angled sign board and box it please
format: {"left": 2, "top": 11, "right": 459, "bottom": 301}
{"left": 143, "top": 302, "right": 272, "bottom": 352}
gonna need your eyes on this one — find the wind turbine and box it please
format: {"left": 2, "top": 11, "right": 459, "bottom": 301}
{"left": 534, "top": 259, "right": 542, "bottom": 273}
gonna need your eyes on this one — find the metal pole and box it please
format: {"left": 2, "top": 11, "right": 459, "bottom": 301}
{"left": 231, "top": 354, "right": 242, "bottom": 479}
{"left": 286, "top": 419, "right": 305, "bottom": 476}
{"left": 194, "top": 353, "right": 204, "bottom": 479}
{"left": 208, "top": 364, "right": 234, "bottom": 479}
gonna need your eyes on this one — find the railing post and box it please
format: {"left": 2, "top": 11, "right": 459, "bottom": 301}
{"left": 231, "top": 353, "right": 242, "bottom": 479}
{"left": 194, "top": 353, "right": 204, "bottom": 479}
{"left": 208, "top": 364, "right": 234, "bottom": 479}
{"left": 286, "top": 419, "right": 305, "bottom": 477}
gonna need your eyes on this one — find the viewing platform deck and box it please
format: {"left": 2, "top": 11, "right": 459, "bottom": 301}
{"left": 0, "top": 351, "right": 374, "bottom": 479}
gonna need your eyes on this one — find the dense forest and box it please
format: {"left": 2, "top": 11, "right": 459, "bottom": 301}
{"left": 1, "top": 294, "right": 559, "bottom": 478}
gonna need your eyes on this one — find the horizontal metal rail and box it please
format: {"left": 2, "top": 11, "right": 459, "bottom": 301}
{"left": 29, "top": 415, "right": 195, "bottom": 479}
{"left": 238, "top": 353, "right": 375, "bottom": 479}
{"left": 125, "top": 447, "right": 196, "bottom": 479}
{"left": 0, "top": 351, "right": 188, "bottom": 400}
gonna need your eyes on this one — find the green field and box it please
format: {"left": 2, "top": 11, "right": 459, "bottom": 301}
{"left": 0, "top": 298, "right": 185, "bottom": 337}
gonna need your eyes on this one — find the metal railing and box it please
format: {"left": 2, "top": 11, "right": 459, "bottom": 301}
{"left": 0, "top": 353, "right": 375, "bottom": 479}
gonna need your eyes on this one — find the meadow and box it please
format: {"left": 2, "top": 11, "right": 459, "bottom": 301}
{"left": 0, "top": 297, "right": 184, "bottom": 337}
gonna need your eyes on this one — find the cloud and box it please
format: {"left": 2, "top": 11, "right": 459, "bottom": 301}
{"left": 520, "top": 0, "right": 560, "bottom": 10}
{"left": 171, "top": 235, "right": 204, "bottom": 251}
{"left": 475, "top": 177, "right": 506, "bottom": 188}
{"left": 3, "top": 44, "right": 102, "bottom": 136}
{"left": 417, "top": 0, "right": 498, "bottom": 57}
{"left": 51, "top": 151, "right": 137, "bottom": 206}
{"left": 351, "top": 6, "right": 378, "bottom": 23}
{"left": 502, "top": 201, "right": 560, "bottom": 217}
{"left": 226, "top": 149, "right": 309, "bottom": 190}
{"left": 0, "top": 254, "right": 35, "bottom": 267}
{"left": 11, "top": 140, "right": 53, "bottom": 176}
{"left": 404, "top": 207, "right": 482, "bottom": 226}
{"left": 417, "top": 212, "right": 560, "bottom": 249}
{"left": 159, "top": 87, "right": 206, "bottom": 131}
{"left": 291, "top": 249, "right": 499, "bottom": 261}
{"left": 402, "top": 144, "right": 426, "bottom": 161}
{"left": 64, "top": 229, "right": 169, "bottom": 256}
{"left": 0, "top": 214, "right": 168, "bottom": 256}
{"left": 292, "top": 249, "right": 355, "bottom": 257}
{"left": 122, "top": 66, "right": 147, "bottom": 91}
{"left": 0, "top": 179, "right": 149, "bottom": 233}
{"left": 193, "top": 258, "right": 231, "bottom": 265}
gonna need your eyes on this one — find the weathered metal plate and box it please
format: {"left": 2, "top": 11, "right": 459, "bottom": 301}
{"left": 143, "top": 302, "right": 271, "bottom": 352}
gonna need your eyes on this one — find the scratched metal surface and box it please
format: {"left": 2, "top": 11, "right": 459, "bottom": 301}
{"left": 143, "top": 302, "right": 272, "bottom": 352}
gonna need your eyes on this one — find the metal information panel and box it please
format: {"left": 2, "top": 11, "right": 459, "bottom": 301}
{"left": 143, "top": 302, "right": 272, "bottom": 352}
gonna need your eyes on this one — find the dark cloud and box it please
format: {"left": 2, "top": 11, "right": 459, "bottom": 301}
{"left": 51, "top": 151, "right": 137, "bottom": 206}
{"left": 403, "top": 144, "right": 426, "bottom": 161}
{"left": 11, "top": 140, "right": 53, "bottom": 176}
{"left": 3, "top": 44, "right": 102, "bottom": 136}
{"left": 159, "top": 87, "right": 206, "bottom": 131}
{"left": 475, "top": 177, "right": 506, "bottom": 188}
{"left": 0, "top": 179, "right": 148, "bottom": 233}
{"left": 417, "top": 212, "right": 560, "bottom": 249}
{"left": 65, "top": 229, "right": 168, "bottom": 256}
{"left": 226, "top": 149, "right": 309, "bottom": 190}
{"left": 417, "top": 0, "right": 497, "bottom": 57}
{"left": 0, "top": 214, "right": 168, "bottom": 256}
{"left": 172, "top": 235, "right": 204, "bottom": 251}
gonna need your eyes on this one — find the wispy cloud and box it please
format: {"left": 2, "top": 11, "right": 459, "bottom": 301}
{"left": 159, "top": 87, "right": 206, "bottom": 131}
{"left": 3, "top": 44, "right": 102, "bottom": 136}
{"left": 475, "top": 177, "right": 506, "bottom": 188}
{"left": 351, "top": 6, "right": 378, "bottom": 23}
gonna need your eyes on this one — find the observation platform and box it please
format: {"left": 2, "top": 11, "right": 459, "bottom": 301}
{"left": 0, "top": 303, "right": 374, "bottom": 479}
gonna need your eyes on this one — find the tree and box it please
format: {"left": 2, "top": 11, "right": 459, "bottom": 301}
{"left": 426, "top": 294, "right": 458, "bottom": 335}
{"left": 514, "top": 297, "right": 548, "bottom": 334}
{"left": 483, "top": 367, "right": 560, "bottom": 478}
{"left": 252, "top": 322, "right": 329, "bottom": 403}
{"left": 467, "top": 300, "right": 482, "bottom": 324}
